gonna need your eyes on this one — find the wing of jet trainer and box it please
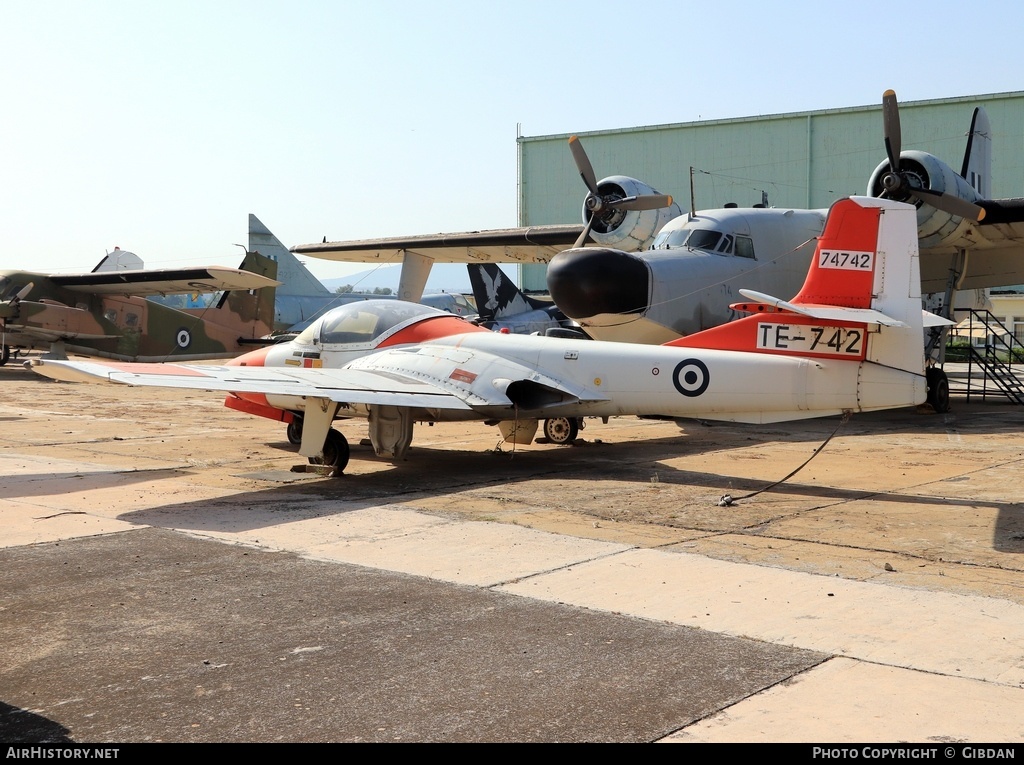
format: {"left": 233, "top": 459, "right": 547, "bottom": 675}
{"left": 30, "top": 357, "right": 476, "bottom": 412}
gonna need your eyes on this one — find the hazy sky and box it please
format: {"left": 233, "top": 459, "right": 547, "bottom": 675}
{"left": 2, "top": 0, "right": 1021, "bottom": 283}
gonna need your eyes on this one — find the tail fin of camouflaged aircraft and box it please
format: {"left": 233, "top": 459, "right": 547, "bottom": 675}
{"left": 189, "top": 250, "right": 278, "bottom": 342}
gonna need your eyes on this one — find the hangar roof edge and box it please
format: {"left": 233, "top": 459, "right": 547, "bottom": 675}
{"left": 518, "top": 90, "right": 1024, "bottom": 144}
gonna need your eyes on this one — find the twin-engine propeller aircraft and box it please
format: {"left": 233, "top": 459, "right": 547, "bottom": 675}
{"left": 547, "top": 91, "right": 1023, "bottom": 342}
{"left": 31, "top": 196, "right": 943, "bottom": 476}
{"left": 0, "top": 251, "right": 279, "bottom": 364}
{"left": 292, "top": 91, "right": 1024, "bottom": 347}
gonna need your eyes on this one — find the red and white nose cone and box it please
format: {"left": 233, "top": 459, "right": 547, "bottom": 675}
{"left": 226, "top": 346, "right": 270, "bottom": 367}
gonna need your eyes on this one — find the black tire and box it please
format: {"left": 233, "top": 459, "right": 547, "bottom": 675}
{"left": 543, "top": 417, "right": 579, "bottom": 444}
{"left": 0, "top": 344, "right": 8, "bottom": 367}
{"left": 926, "top": 368, "right": 950, "bottom": 413}
{"left": 286, "top": 414, "right": 303, "bottom": 445}
{"left": 321, "top": 428, "right": 350, "bottom": 476}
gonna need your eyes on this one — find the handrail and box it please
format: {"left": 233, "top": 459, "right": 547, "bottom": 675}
{"left": 948, "top": 310, "right": 1024, "bottom": 404}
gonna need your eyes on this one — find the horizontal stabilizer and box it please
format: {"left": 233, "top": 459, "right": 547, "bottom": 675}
{"left": 736, "top": 289, "right": 907, "bottom": 327}
{"left": 923, "top": 311, "right": 955, "bottom": 328}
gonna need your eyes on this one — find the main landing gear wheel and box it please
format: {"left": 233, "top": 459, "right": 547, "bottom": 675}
{"left": 926, "top": 368, "right": 950, "bottom": 413}
{"left": 308, "top": 428, "right": 350, "bottom": 476}
{"left": 286, "top": 414, "right": 303, "bottom": 445}
{"left": 0, "top": 344, "right": 9, "bottom": 367}
{"left": 543, "top": 417, "right": 579, "bottom": 444}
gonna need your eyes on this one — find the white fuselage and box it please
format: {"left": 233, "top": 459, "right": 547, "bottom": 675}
{"left": 259, "top": 328, "right": 925, "bottom": 426}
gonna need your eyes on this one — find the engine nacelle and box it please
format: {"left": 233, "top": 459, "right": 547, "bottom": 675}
{"left": 866, "top": 150, "right": 983, "bottom": 249}
{"left": 585, "top": 175, "right": 683, "bottom": 251}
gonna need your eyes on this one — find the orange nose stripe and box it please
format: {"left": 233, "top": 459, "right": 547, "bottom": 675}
{"left": 227, "top": 345, "right": 271, "bottom": 367}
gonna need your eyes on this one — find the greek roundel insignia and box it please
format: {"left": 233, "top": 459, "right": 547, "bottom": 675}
{"left": 672, "top": 358, "right": 709, "bottom": 397}
{"left": 176, "top": 328, "right": 192, "bottom": 349}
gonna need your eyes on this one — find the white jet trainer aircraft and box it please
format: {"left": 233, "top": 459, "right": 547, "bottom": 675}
{"left": 31, "top": 196, "right": 941, "bottom": 476}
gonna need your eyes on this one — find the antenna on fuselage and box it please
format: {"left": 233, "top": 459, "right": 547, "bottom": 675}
{"left": 689, "top": 166, "right": 696, "bottom": 216}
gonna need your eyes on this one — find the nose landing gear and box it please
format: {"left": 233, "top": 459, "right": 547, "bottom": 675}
{"left": 308, "top": 428, "right": 350, "bottom": 476}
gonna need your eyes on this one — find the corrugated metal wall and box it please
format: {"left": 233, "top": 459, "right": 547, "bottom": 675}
{"left": 517, "top": 92, "right": 1024, "bottom": 290}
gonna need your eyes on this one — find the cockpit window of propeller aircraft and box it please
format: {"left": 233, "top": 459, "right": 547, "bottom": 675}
{"left": 651, "top": 228, "right": 755, "bottom": 259}
{"left": 686, "top": 229, "right": 725, "bottom": 251}
{"left": 651, "top": 227, "right": 690, "bottom": 249}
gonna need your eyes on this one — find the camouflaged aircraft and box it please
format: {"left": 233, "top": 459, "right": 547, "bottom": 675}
{"left": 0, "top": 250, "right": 279, "bottom": 365}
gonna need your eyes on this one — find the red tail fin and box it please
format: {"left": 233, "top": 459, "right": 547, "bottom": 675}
{"left": 791, "top": 198, "right": 880, "bottom": 309}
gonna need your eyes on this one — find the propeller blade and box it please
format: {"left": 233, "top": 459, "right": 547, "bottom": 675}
{"left": 876, "top": 89, "right": 985, "bottom": 222}
{"left": 613, "top": 194, "right": 674, "bottom": 212}
{"left": 568, "top": 135, "right": 599, "bottom": 195}
{"left": 882, "top": 89, "right": 902, "bottom": 172}
{"left": 572, "top": 216, "right": 595, "bottom": 249}
{"left": 0, "top": 282, "right": 34, "bottom": 319}
{"left": 912, "top": 187, "right": 986, "bottom": 222}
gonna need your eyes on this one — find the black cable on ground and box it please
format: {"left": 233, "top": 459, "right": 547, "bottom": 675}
{"left": 718, "top": 410, "right": 852, "bottom": 506}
